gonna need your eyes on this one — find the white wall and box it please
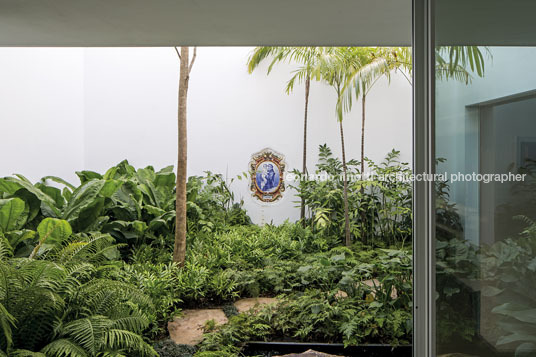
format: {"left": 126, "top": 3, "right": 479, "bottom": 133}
{"left": 436, "top": 46, "right": 536, "bottom": 243}
{"left": 0, "top": 47, "right": 412, "bottom": 224}
{"left": 0, "top": 48, "right": 85, "bottom": 184}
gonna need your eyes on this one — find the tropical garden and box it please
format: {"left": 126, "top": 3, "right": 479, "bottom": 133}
{"left": 0, "top": 46, "right": 511, "bottom": 357}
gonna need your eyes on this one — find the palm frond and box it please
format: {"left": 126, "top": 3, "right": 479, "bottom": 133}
{"left": 248, "top": 46, "right": 333, "bottom": 94}
{"left": 337, "top": 51, "right": 391, "bottom": 119}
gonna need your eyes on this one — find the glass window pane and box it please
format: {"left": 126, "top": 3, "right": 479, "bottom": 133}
{"left": 434, "top": 2, "right": 536, "bottom": 356}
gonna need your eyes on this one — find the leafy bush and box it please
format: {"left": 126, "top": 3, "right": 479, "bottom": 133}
{"left": 0, "top": 161, "right": 251, "bottom": 261}
{"left": 187, "top": 172, "right": 251, "bottom": 234}
{"left": 107, "top": 262, "right": 184, "bottom": 337}
{"left": 293, "top": 145, "right": 411, "bottom": 247}
{"left": 197, "top": 287, "right": 411, "bottom": 354}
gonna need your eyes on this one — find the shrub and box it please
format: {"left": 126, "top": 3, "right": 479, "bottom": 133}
{"left": 292, "top": 145, "right": 412, "bottom": 247}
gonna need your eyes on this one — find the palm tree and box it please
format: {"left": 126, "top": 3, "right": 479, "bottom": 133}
{"left": 338, "top": 46, "right": 489, "bottom": 169}
{"left": 332, "top": 47, "right": 393, "bottom": 242}
{"left": 315, "top": 48, "right": 362, "bottom": 247}
{"left": 336, "top": 46, "right": 489, "bottom": 242}
{"left": 371, "top": 46, "right": 489, "bottom": 86}
{"left": 337, "top": 48, "right": 392, "bottom": 176}
{"left": 247, "top": 47, "right": 324, "bottom": 223}
{"left": 173, "top": 46, "right": 196, "bottom": 266}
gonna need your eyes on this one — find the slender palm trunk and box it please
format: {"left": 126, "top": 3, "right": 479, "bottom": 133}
{"left": 173, "top": 47, "right": 191, "bottom": 265}
{"left": 339, "top": 120, "right": 351, "bottom": 247}
{"left": 360, "top": 94, "right": 366, "bottom": 243}
{"left": 360, "top": 94, "right": 366, "bottom": 179}
{"left": 300, "top": 77, "right": 311, "bottom": 225}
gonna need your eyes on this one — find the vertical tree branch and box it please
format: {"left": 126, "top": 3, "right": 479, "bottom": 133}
{"left": 173, "top": 46, "right": 193, "bottom": 265}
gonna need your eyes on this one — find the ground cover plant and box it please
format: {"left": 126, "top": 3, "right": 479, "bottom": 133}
{"left": 0, "top": 147, "right": 416, "bottom": 356}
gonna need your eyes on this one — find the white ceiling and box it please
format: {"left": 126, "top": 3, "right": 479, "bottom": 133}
{"left": 0, "top": 0, "right": 412, "bottom": 46}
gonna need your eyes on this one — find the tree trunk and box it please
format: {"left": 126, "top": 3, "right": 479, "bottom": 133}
{"left": 300, "top": 77, "right": 311, "bottom": 225}
{"left": 361, "top": 94, "right": 366, "bottom": 179}
{"left": 173, "top": 47, "right": 191, "bottom": 265}
{"left": 339, "top": 120, "right": 351, "bottom": 247}
{"left": 360, "top": 94, "right": 366, "bottom": 243}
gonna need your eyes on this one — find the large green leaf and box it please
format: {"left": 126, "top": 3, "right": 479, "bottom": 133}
{"left": 493, "top": 303, "right": 536, "bottom": 324}
{"left": 63, "top": 180, "right": 106, "bottom": 221}
{"left": 37, "top": 218, "right": 72, "bottom": 245}
{"left": 75, "top": 171, "right": 103, "bottom": 183}
{"left": 63, "top": 179, "right": 122, "bottom": 231}
{"left": 0, "top": 198, "right": 28, "bottom": 232}
{"left": 0, "top": 179, "right": 21, "bottom": 195}
{"left": 12, "top": 189, "right": 42, "bottom": 223}
{"left": 109, "top": 182, "right": 142, "bottom": 221}
{"left": 6, "top": 229, "right": 36, "bottom": 257}
{"left": 37, "top": 185, "right": 65, "bottom": 210}
{"left": 41, "top": 176, "right": 76, "bottom": 190}
{"left": 0, "top": 177, "right": 60, "bottom": 216}
{"left": 73, "top": 197, "right": 105, "bottom": 232}
{"left": 516, "top": 343, "right": 536, "bottom": 356}
{"left": 103, "top": 160, "right": 136, "bottom": 180}
{"left": 100, "top": 180, "right": 123, "bottom": 198}
{"left": 155, "top": 171, "right": 175, "bottom": 190}
{"left": 497, "top": 333, "right": 536, "bottom": 346}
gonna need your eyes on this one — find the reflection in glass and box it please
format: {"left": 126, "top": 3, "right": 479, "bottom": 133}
{"left": 435, "top": 46, "right": 536, "bottom": 356}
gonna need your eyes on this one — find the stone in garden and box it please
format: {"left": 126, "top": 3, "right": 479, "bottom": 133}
{"left": 275, "top": 349, "right": 342, "bottom": 357}
{"left": 167, "top": 309, "right": 228, "bottom": 345}
{"left": 335, "top": 290, "right": 348, "bottom": 299}
{"left": 234, "top": 297, "right": 278, "bottom": 313}
{"left": 361, "top": 278, "right": 398, "bottom": 299}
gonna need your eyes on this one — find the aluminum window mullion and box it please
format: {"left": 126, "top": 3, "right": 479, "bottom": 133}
{"left": 412, "top": 0, "right": 436, "bottom": 356}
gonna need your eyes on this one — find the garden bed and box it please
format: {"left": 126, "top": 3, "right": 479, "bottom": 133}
{"left": 0, "top": 157, "right": 415, "bottom": 356}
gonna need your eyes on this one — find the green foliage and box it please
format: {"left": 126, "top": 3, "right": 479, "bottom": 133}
{"left": 0, "top": 198, "right": 27, "bottom": 233}
{"left": 1, "top": 162, "right": 414, "bottom": 355}
{"left": 153, "top": 340, "right": 196, "bottom": 357}
{"left": 0, "top": 161, "right": 251, "bottom": 261}
{"left": 107, "top": 262, "right": 183, "bottom": 337}
{"left": 186, "top": 172, "right": 251, "bottom": 234}
{"left": 198, "top": 286, "right": 411, "bottom": 354}
{"left": 435, "top": 209, "right": 536, "bottom": 354}
{"left": 0, "top": 258, "right": 156, "bottom": 356}
{"left": 481, "top": 216, "right": 536, "bottom": 355}
{"left": 293, "top": 145, "right": 412, "bottom": 247}
{"left": 29, "top": 218, "right": 72, "bottom": 259}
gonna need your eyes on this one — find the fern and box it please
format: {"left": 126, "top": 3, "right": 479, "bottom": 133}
{"left": 47, "top": 233, "right": 124, "bottom": 266}
{"left": 0, "top": 302, "right": 15, "bottom": 350}
{"left": 0, "top": 236, "right": 13, "bottom": 261}
{"left": 0, "top": 258, "right": 156, "bottom": 356}
{"left": 40, "top": 338, "right": 89, "bottom": 357}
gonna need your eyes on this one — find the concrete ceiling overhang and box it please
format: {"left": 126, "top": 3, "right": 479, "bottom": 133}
{"left": 0, "top": 0, "right": 412, "bottom": 46}
{"left": 2, "top": 0, "right": 536, "bottom": 47}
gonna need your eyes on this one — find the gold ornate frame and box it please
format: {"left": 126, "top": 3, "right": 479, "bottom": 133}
{"left": 249, "top": 148, "right": 286, "bottom": 203}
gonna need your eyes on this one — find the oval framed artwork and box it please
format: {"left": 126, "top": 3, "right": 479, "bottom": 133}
{"left": 249, "top": 148, "right": 285, "bottom": 203}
